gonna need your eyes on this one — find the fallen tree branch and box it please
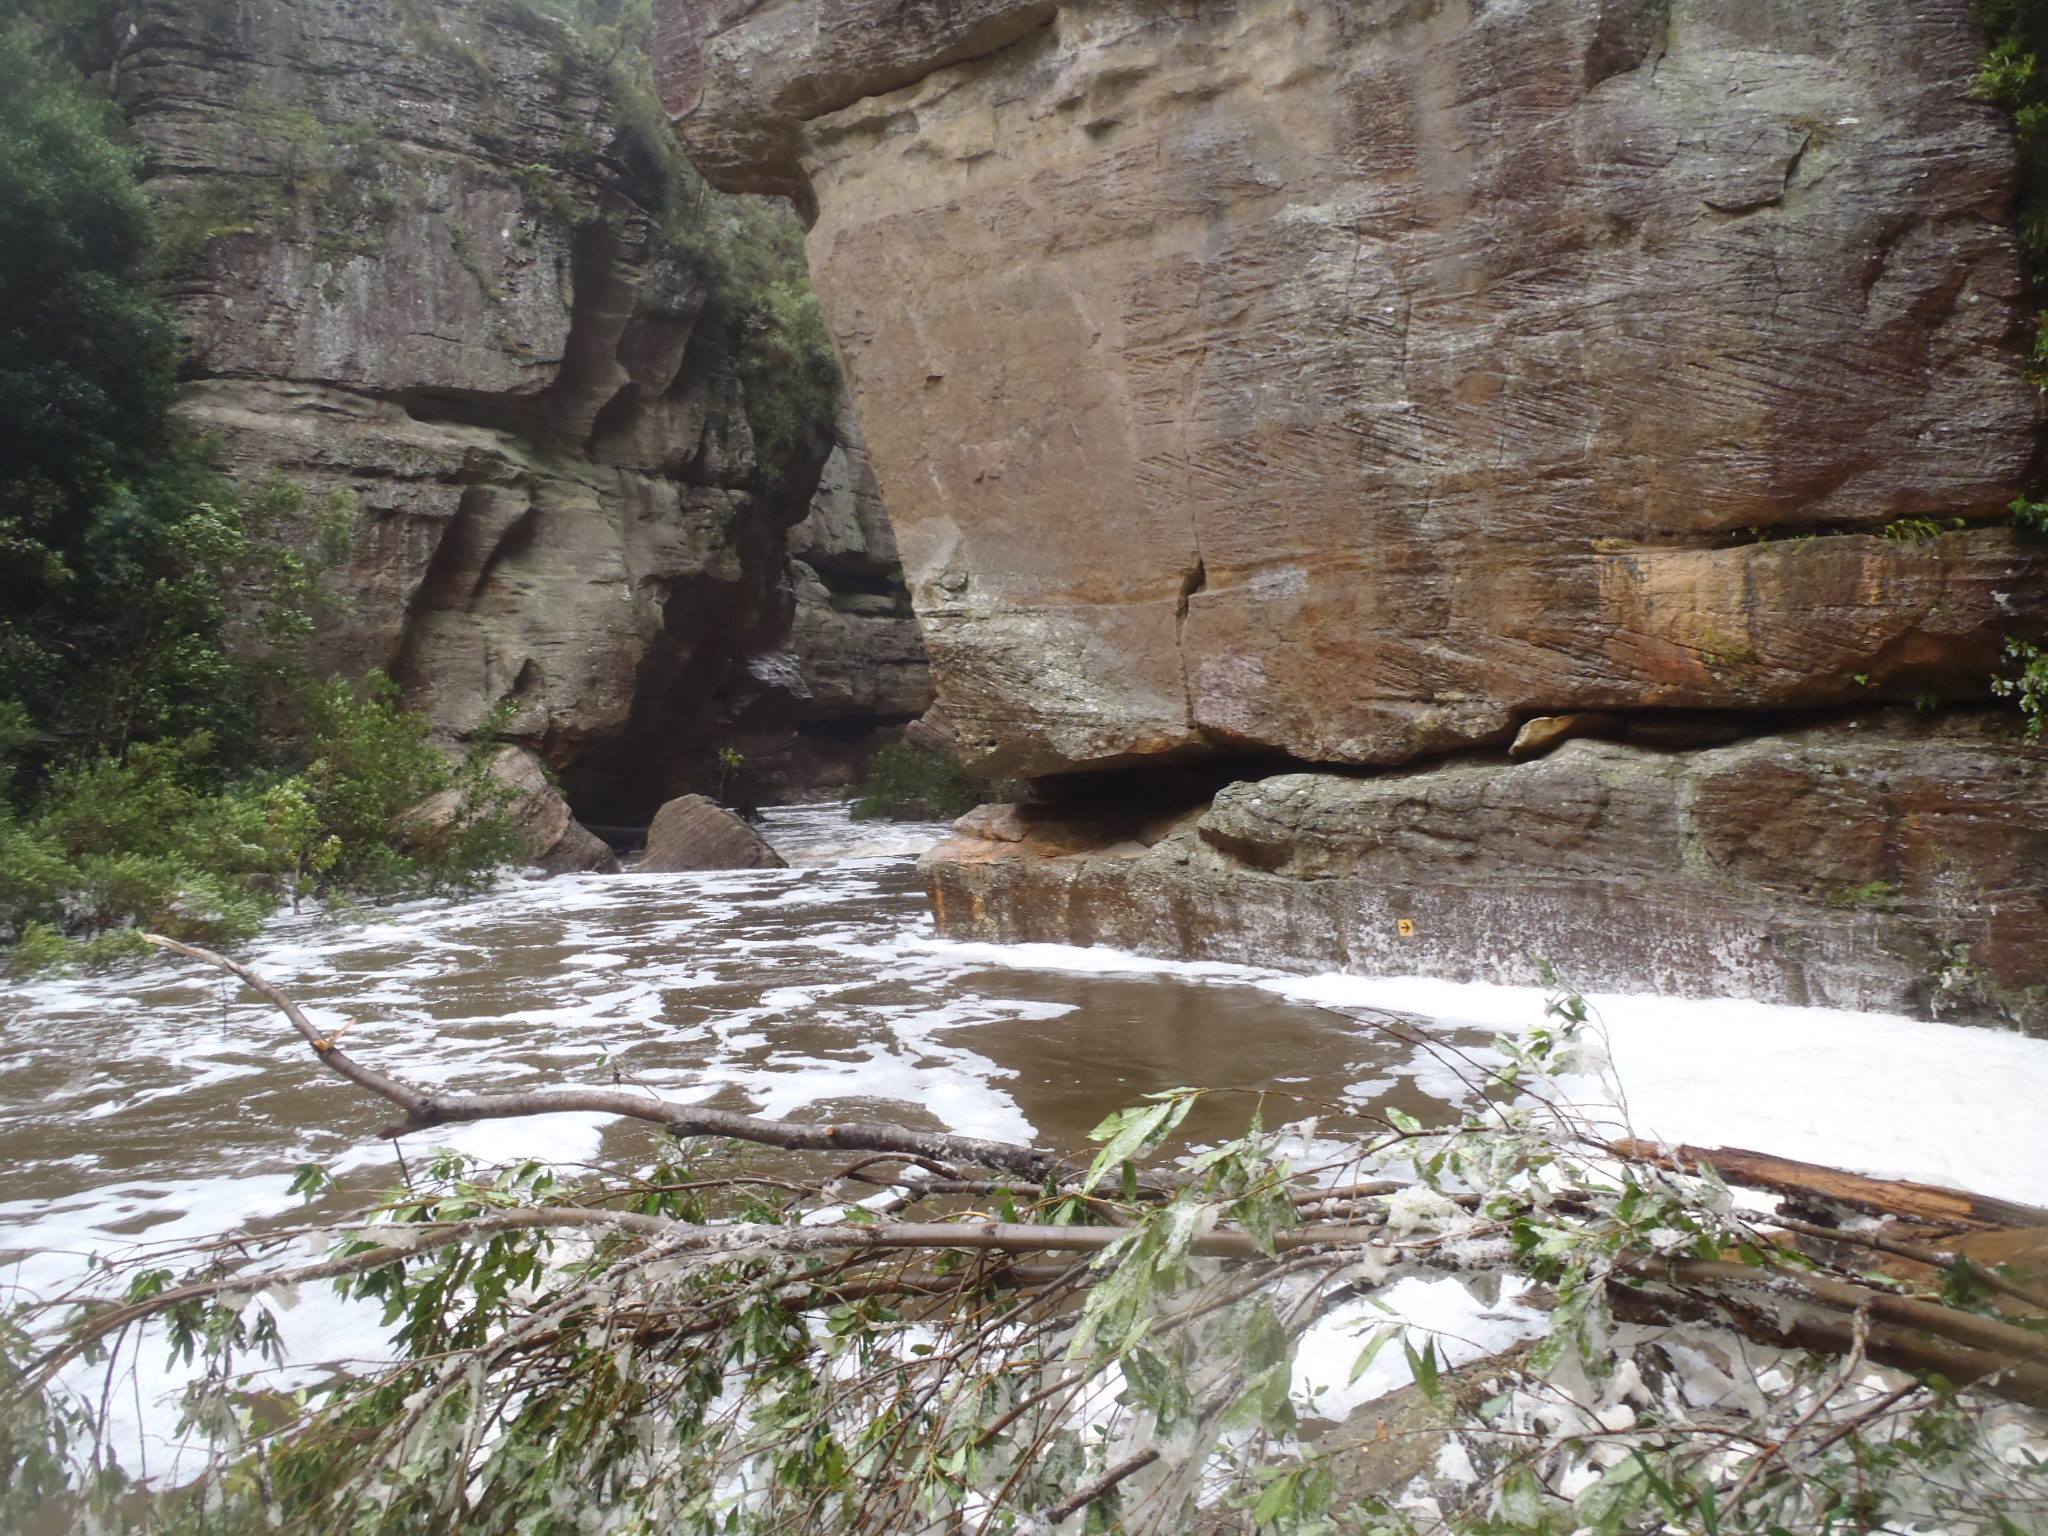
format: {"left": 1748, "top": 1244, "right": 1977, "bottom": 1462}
{"left": 108, "top": 936, "right": 2048, "bottom": 1447}
{"left": 141, "top": 934, "right": 1084, "bottom": 1184}
{"left": 1614, "top": 1139, "right": 2048, "bottom": 1231}
{"left": 1617, "top": 1257, "right": 2048, "bottom": 1410}
{"left": 1768, "top": 1211, "right": 2048, "bottom": 1315}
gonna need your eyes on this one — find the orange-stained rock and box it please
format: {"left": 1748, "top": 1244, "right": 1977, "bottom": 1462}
{"left": 921, "top": 715, "right": 2048, "bottom": 1029}
{"left": 660, "top": 0, "right": 2045, "bottom": 777}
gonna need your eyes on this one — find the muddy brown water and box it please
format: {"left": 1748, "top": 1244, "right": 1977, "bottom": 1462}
{"left": 0, "top": 804, "right": 1501, "bottom": 1470}
{"left": 0, "top": 806, "right": 1485, "bottom": 1281}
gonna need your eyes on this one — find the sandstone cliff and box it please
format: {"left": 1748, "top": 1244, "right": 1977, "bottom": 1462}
{"left": 119, "top": 0, "right": 928, "bottom": 820}
{"left": 664, "top": 0, "right": 2042, "bottom": 775}
{"left": 662, "top": 0, "right": 2048, "bottom": 1024}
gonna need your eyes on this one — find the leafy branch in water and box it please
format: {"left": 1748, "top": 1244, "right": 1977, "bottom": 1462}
{"left": 7, "top": 958, "right": 2045, "bottom": 1533}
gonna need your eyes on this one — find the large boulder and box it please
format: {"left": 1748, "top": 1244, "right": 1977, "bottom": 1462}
{"left": 641, "top": 795, "right": 789, "bottom": 872}
{"left": 661, "top": 0, "right": 2045, "bottom": 777}
{"left": 403, "top": 748, "right": 620, "bottom": 876}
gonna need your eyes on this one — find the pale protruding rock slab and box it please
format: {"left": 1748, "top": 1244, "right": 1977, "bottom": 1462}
{"left": 903, "top": 704, "right": 961, "bottom": 761}
{"left": 923, "top": 715, "right": 2048, "bottom": 1029}
{"left": 642, "top": 795, "right": 789, "bottom": 872}
{"left": 402, "top": 748, "right": 621, "bottom": 877}
{"left": 662, "top": 0, "right": 2045, "bottom": 778}
{"left": 1510, "top": 713, "right": 1626, "bottom": 760}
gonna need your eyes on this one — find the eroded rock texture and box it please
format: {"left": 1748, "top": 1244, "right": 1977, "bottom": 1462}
{"left": 122, "top": 0, "right": 928, "bottom": 819}
{"left": 927, "top": 715, "right": 2048, "bottom": 1028}
{"left": 663, "top": 0, "right": 2044, "bottom": 776}
{"left": 662, "top": 0, "right": 2048, "bottom": 1020}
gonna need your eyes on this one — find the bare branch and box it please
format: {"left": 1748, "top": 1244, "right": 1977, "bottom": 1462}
{"left": 141, "top": 934, "right": 1084, "bottom": 1183}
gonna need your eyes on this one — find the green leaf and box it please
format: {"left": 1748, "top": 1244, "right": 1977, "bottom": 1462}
{"left": 1082, "top": 1093, "right": 1194, "bottom": 1194}
{"left": 1404, "top": 1335, "right": 1440, "bottom": 1404}
{"left": 288, "top": 1162, "right": 330, "bottom": 1201}
{"left": 1347, "top": 1324, "right": 1400, "bottom": 1385}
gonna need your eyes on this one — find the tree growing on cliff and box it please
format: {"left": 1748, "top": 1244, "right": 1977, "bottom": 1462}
{"left": 6, "top": 946, "right": 2045, "bottom": 1534}
{"left": 0, "top": 10, "right": 527, "bottom": 973}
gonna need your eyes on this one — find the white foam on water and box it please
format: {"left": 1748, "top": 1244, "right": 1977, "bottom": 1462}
{"left": 5, "top": 799, "right": 2045, "bottom": 1477}
{"left": 1259, "top": 971, "right": 2048, "bottom": 1208}
{"left": 913, "top": 936, "right": 1268, "bottom": 983}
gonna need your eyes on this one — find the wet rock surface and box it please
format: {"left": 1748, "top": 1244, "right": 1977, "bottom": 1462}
{"left": 641, "top": 793, "right": 789, "bottom": 871}
{"left": 925, "top": 715, "right": 2048, "bottom": 1030}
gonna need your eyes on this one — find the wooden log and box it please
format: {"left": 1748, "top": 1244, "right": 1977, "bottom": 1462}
{"left": 1614, "top": 1140, "right": 2048, "bottom": 1231}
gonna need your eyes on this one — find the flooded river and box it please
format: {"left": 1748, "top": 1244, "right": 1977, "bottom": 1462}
{"left": 0, "top": 808, "right": 1481, "bottom": 1301}
{"left": 5, "top": 802, "right": 2047, "bottom": 1469}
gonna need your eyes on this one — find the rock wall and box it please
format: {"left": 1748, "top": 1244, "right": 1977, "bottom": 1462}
{"left": 663, "top": 0, "right": 2043, "bottom": 776}
{"left": 118, "top": 0, "right": 928, "bottom": 821}
{"left": 929, "top": 713, "right": 2048, "bottom": 1026}
{"left": 708, "top": 411, "right": 938, "bottom": 796}
{"left": 661, "top": 0, "right": 2048, "bottom": 1024}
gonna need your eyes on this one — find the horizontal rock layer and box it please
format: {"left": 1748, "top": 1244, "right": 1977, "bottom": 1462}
{"left": 924, "top": 715, "right": 2048, "bottom": 1029}
{"left": 125, "top": 0, "right": 929, "bottom": 818}
{"left": 663, "top": 0, "right": 2045, "bottom": 777}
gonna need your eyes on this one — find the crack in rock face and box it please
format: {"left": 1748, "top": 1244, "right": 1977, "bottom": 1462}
{"left": 661, "top": 0, "right": 2044, "bottom": 780}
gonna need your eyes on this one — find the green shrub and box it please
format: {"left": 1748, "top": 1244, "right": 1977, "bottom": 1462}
{"left": 1975, "top": 5, "right": 2048, "bottom": 713}
{"left": 299, "top": 675, "right": 523, "bottom": 897}
{"left": 850, "top": 743, "right": 979, "bottom": 823}
{"left": 1979, "top": 1, "right": 2048, "bottom": 277}
{"left": 0, "top": 678, "right": 524, "bottom": 975}
{"left": 1994, "top": 638, "right": 2048, "bottom": 737}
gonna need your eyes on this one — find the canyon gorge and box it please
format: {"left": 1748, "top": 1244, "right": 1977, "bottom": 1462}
{"left": 658, "top": 0, "right": 2048, "bottom": 1026}
{"left": 14, "top": 5, "right": 2048, "bottom": 1519}
{"left": 120, "top": 0, "right": 933, "bottom": 823}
